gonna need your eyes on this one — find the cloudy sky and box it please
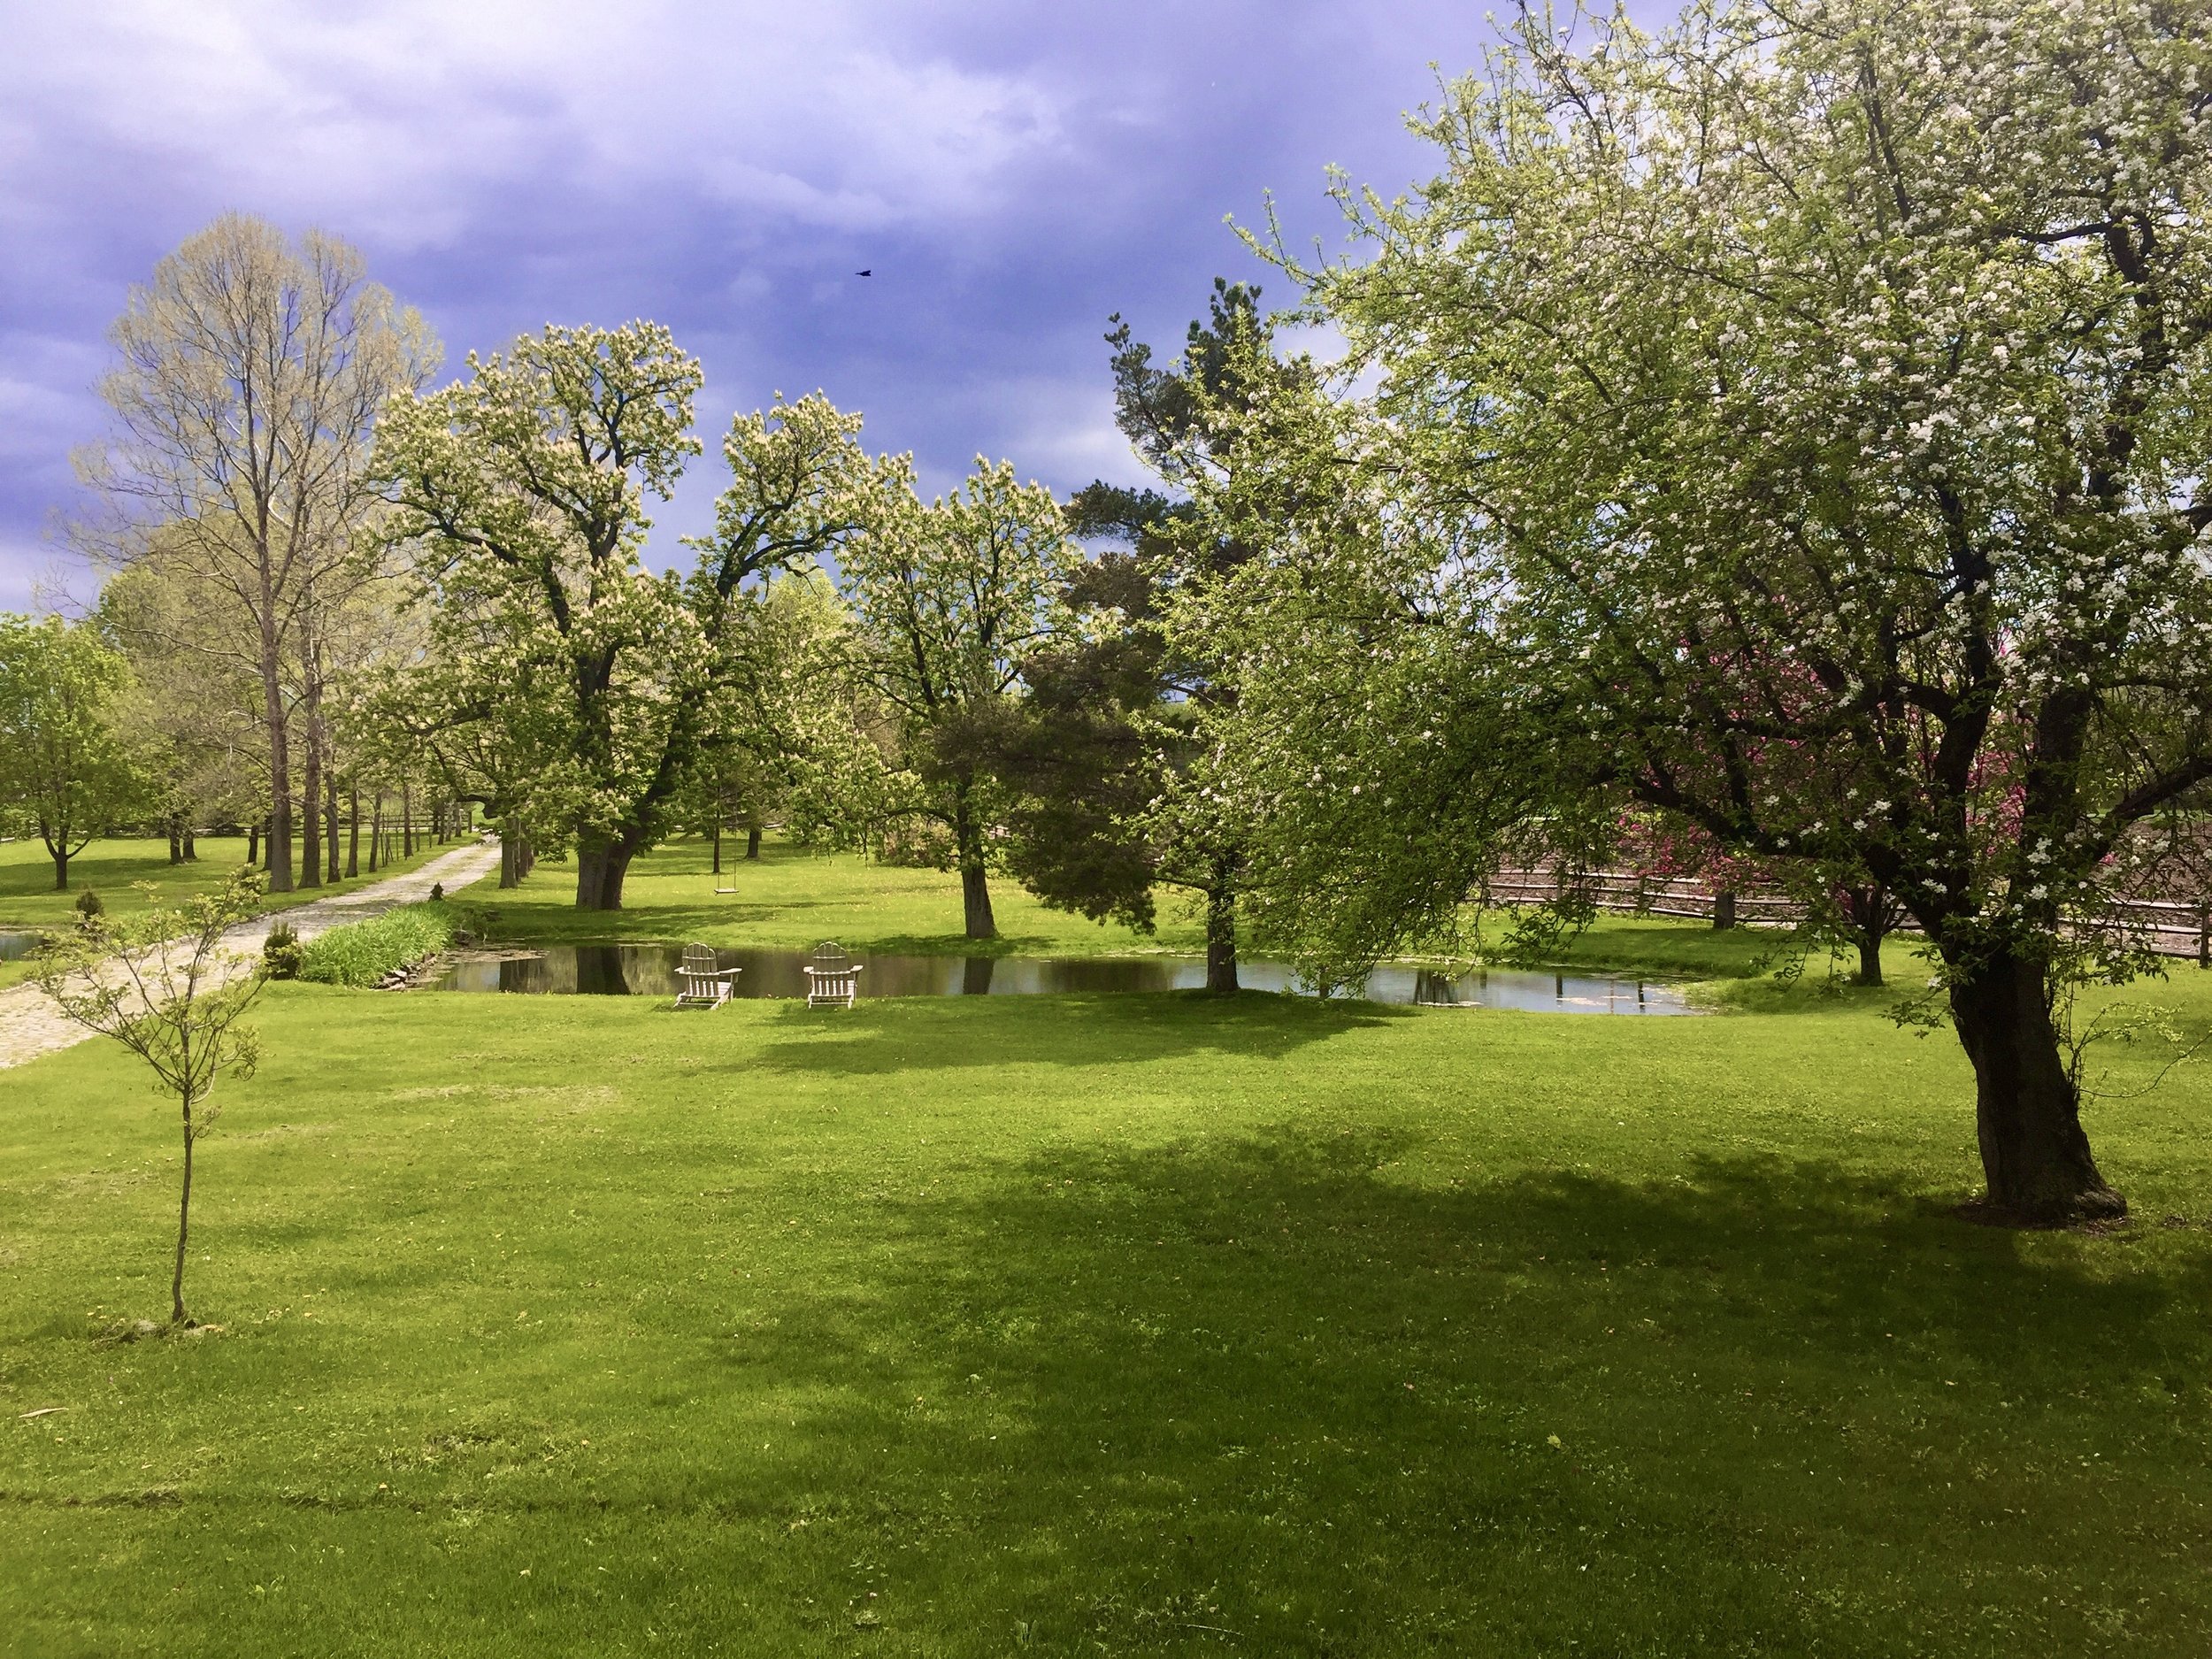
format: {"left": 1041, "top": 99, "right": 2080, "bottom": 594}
{"left": 0, "top": 1, "right": 1643, "bottom": 611}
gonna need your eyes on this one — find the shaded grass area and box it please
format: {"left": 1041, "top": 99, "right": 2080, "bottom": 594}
{"left": 476, "top": 836, "right": 1207, "bottom": 958}
{"left": 4, "top": 982, "right": 2211, "bottom": 1655}
{"left": 0, "top": 837, "right": 445, "bottom": 990}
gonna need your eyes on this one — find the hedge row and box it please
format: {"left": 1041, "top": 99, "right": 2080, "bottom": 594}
{"left": 298, "top": 903, "right": 458, "bottom": 988}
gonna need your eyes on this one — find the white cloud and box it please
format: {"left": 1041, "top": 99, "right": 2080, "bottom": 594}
{"left": 0, "top": 1, "right": 1067, "bottom": 248}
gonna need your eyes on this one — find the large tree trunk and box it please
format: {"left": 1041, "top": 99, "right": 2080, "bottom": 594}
{"left": 182, "top": 825, "right": 196, "bottom": 862}
{"left": 1947, "top": 948, "right": 2125, "bottom": 1225}
{"left": 574, "top": 834, "right": 637, "bottom": 910}
{"left": 50, "top": 844, "right": 69, "bottom": 891}
{"left": 746, "top": 826, "right": 762, "bottom": 860}
{"left": 952, "top": 788, "right": 995, "bottom": 940}
{"left": 1204, "top": 884, "right": 1240, "bottom": 995}
{"left": 500, "top": 815, "right": 520, "bottom": 888}
{"left": 168, "top": 813, "right": 183, "bottom": 864}
{"left": 1846, "top": 884, "right": 1890, "bottom": 986}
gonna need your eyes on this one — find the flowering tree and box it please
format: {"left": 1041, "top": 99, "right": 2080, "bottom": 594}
{"left": 839, "top": 458, "right": 1075, "bottom": 939}
{"left": 1195, "top": 0, "right": 2212, "bottom": 1222}
{"left": 373, "top": 325, "right": 876, "bottom": 909}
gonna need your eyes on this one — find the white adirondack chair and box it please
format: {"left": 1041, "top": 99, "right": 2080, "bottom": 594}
{"left": 675, "top": 943, "right": 739, "bottom": 1008}
{"left": 803, "top": 941, "right": 864, "bottom": 1009}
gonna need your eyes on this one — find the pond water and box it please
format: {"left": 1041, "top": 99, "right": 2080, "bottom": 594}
{"left": 432, "top": 943, "right": 1693, "bottom": 1014}
{"left": 0, "top": 929, "right": 48, "bottom": 963}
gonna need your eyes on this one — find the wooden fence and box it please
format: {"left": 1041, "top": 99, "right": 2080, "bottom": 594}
{"left": 1487, "top": 868, "right": 2212, "bottom": 964}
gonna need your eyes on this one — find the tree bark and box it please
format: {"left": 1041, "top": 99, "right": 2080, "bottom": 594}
{"left": 247, "top": 820, "right": 259, "bottom": 868}
{"left": 51, "top": 846, "right": 69, "bottom": 890}
{"left": 1845, "top": 884, "right": 1891, "bottom": 986}
{"left": 299, "top": 673, "right": 324, "bottom": 888}
{"left": 1712, "top": 890, "right": 1737, "bottom": 930}
{"left": 402, "top": 782, "right": 414, "bottom": 857}
{"left": 256, "top": 606, "right": 295, "bottom": 893}
{"left": 746, "top": 826, "right": 762, "bottom": 860}
{"left": 182, "top": 825, "right": 196, "bottom": 861}
{"left": 1204, "top": 884, "right": 1240, "bottom": 995}
{"left": 574, "top": 833, "right": 638, "bottom": 910}
{"left": 367, "top": 793, "right": 381, "bottom": 873}
{"left": 500, "top": 815, "right": 520, "bottom": 888}
{"left": 326, "top": 772, "right": 341, "bottom": 883}
{"left": 952, "top": 787, "right": 995, "bottom": 940}
{"left": 1947, "top": 947, "right": 2125, "bottom": 1224}
{"left": 168, "top": 813, "right": 183, "bottom": 864}
{"left": 347, "top": 786, "right": 359, "bottom": 878}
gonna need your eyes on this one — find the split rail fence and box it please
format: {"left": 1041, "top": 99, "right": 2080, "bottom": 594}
{"left": 1486, "top": 869, "right": 2212, "bottom": 965}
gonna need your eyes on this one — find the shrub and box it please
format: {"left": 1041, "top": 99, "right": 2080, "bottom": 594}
{"left": 263, "top": 920, "right": 304, "bottom": 979}
{"left": 73, "top": 888, "right": 104, "bottom": 925}
{"left": 430, "top": 882, "right": 444, "bottom": 902}
{"left": 298, "top": 903, "right": 459, "bottom": 988}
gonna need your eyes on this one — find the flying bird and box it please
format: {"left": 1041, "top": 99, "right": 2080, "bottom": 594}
{"left": 856, "top": 268, "right": 872, "bottom": 277}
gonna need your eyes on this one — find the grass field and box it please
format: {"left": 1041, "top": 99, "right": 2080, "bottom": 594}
{"left": 0, "top": 835, "right": 449, "bottom": 989}
{"left": 476, "top": 838, "right": 1210, "bottom": 958}
{"left": 4, "top": 855, "right": 2212, "bottom": 1655}
{"left": 472, "top": 836, "right": 1858, "bottom": 985}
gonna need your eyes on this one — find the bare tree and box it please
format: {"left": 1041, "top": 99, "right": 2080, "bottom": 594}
{"left": 79, "top": 213, "right": 434, "bottom": 891}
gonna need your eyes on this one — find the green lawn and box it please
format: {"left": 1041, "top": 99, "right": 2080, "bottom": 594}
{"left": 0, "top": 835, "right": 450, "bottom": 989}
{"left": 4, "top": 901, "right": 2211, "bottom": 1654}
{"left": 478, "top": 836, "right": 1208, "bottom": 958}
{"left": 474, "top": 836, "right": 1918, "bottom": 992}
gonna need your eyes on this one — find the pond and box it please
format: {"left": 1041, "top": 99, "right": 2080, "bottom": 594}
{"left": 0, "top": 929, "right": 49, "bottom": 964}
{"left": 432, "top": 943, "right": 1694, "bottom": 1014}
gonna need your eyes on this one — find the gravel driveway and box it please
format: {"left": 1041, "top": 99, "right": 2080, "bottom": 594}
{"left": 0, "top": 839, "right": 503, "bottom": 1071}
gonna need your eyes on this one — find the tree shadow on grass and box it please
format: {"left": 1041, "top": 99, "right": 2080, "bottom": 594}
{"left": 741, "top": 990, "right": 1410, "bottom": 1076}
{"left": 692, "top": 1133, "right": 2212, "bottom": 1653}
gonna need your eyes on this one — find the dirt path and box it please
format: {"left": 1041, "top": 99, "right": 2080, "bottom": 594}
{"left": 0, "top": 840, "right": 503, "bottom": 1072}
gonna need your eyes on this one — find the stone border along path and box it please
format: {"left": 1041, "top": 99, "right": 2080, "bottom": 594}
{"left": 0, "top": 838, "right": 503, "bottom": 1071}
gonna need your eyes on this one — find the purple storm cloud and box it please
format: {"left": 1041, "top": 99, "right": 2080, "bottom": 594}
{"left": 0, "top": 1, "right": 1663, "bottom": 610}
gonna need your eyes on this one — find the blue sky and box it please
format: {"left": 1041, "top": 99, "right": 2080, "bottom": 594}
{"left": 0, "top": 1, "right": 1649, "bottom": 611}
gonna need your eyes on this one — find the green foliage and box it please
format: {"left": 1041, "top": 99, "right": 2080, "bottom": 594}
{"left": 374, "top": 329, "right": 881, "bottom": 907}
{"left": 1185, "top": 0, "right": 2212, "bottom": 1217}
{"left": 837, "top": 457, "right": 1077, "bottom": 931}
{"left": 297, "top": 902, "right": 458, "bottom": 987}
{"left": 0, "top": 611, "right": 149, "bottom": 879}
{"left": 262, "top": 920, "right": 303, "bottom": 980}
{"left": 73, "top": 887, "right": 104, "bottom": 923}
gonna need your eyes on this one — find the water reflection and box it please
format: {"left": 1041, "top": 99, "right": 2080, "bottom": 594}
{"left": 0, "top": 930, "right": 47, "bottom": 963}
{"left": 433, "top": 943, "right": 1693, "bottom": 1014}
